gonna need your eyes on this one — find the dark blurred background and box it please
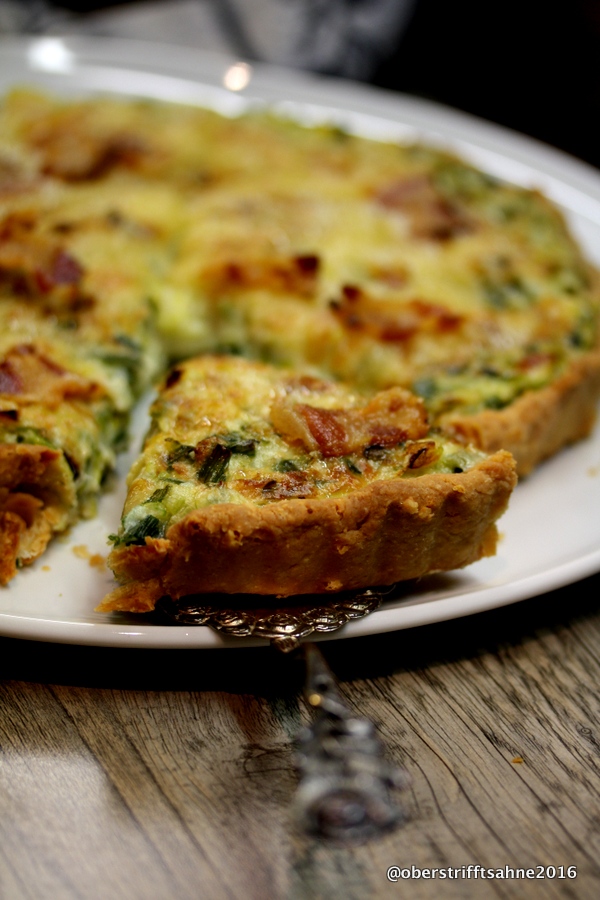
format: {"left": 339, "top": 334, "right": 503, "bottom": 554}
{"left": 1, "top": 0, "right": 598, "bottom": 170}
{"left": 371, "top": 0, "right": 599, "bottom": 171}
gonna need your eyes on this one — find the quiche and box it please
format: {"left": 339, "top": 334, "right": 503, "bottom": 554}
{"left": 0, "top": 87, "right": 598, "bottom": 594}
{"left": 0, "top": 123, "right": 174, "bottom": 581}
{"left": 100, "top": 355, "right": 516, "bottom": 611}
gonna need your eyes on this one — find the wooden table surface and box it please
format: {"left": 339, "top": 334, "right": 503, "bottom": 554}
{"left": 1, "top": 572, "right": 599, "bottom": 900}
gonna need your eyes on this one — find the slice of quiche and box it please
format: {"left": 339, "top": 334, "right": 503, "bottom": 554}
{"left": 0, "top": 134, "right": 179, "bottom": 581}
{"left": 101, "top": 355, "right": 516, "bottom": 612}
{"left": 0, "top": 336, "right": 122, "bottom": 583}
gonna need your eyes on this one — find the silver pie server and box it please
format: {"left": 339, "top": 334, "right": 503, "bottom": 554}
{"left": 154, "top": 587, "right": 410, "bottom": 843}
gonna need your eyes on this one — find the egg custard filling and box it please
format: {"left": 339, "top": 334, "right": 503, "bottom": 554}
{"left": 112, "top": 355, "right": 487, "bottom": 547}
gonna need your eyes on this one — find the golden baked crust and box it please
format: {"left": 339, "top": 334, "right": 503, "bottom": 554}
{"left": 101, "top": 452, "right": 516, "bottom": 611}
{"left": 0, "top": 442, "right": 73, "bottom": 583}
{"left": 440, "top": 341, "right": 600, "bottom": 475}
{"left": 100, "top": 355, "right": 516, "bottom": 610}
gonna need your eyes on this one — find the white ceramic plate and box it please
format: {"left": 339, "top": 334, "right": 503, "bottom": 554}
{"left": 1, "top": 35, "right": 599, "bottom": 648}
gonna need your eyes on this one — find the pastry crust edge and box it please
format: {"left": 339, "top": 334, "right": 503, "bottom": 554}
{"left": 439, "top": 345, "right": 600, "bottom": 476}
{"left": 100, "top": 449, "right": 517, "bottom": 613}
{"left": 0, "top": 443, "right": 75, "bottom": 584}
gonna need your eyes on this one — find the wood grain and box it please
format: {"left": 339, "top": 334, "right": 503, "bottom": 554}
{"left": 1, "top": 572, "right": 600, "bottom": 899}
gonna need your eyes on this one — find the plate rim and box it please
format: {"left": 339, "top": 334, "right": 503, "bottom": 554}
{"left": 0, "top": 544, "right": 599, "bottom": 649}
{"left": 0, "top": 33, "right": 599, "bottom": 649}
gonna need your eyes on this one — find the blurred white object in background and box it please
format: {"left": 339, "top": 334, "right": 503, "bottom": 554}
{"left": 215, "top": 0, "right": 417, "bottom": 78}
{"left": 0, "top": 0, "right": 417, "bottom": 79}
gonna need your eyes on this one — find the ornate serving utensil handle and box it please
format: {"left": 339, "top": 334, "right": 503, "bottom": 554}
{"left": 154, "top": 587, "right": 409, "bottom": 842}
{"left": 293, "top": 641, "right": 409, "bottom": 843}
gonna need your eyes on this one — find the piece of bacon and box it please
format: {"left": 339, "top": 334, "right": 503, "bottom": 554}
{"left": 331, "top": 286, "right": 464, "bottom": 344}
{"left": 0, "top": 343, "right": 103, "bottom": 406}
{"left": 373, "top": 174, "right": 471, "bottom": 241}
{"left": 34, "top": 249, "right": 84, "bottom": 292}
{"left": 270, "top": 386, "right": 428, "bottom": 457}
{"left": 237, "top": 470, "right": 317, "bottom": 501}
{"left": 35, "top": 130, "right": 148, "bottom": 182}
{"left": 203, "top": 253, "right": 320, "bottom": 297}
{"left": 0, "top": 213, "right": 87, "bottom": 307}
